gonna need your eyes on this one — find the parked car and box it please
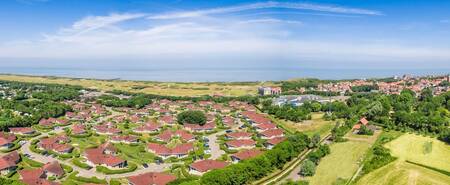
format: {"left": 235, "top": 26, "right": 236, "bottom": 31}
{"left": 225, "top": 130, "right": 232, "bottom": 133}
{"left": 142, "top": 163, "right": 148, "bottom": 168}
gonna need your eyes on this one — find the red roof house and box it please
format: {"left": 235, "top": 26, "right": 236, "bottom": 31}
{"left": 231, "top": 149, "right": 263, "bottom": 163}
{"left": 127, "top": 172, "right": 176, "bottom": 185}
{"left": 189, "top": 160, "right": 228, "bottom": 175}
{"left": 225, "top": 139, "right": 256, "bottom": 150}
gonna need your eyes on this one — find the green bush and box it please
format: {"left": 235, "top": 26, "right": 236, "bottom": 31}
{"left": 22, "top": 155, "right": 44, "bottom": 167}
{"left": 177, "top": 111, "right": 206, "bottom": 125}
{"left": 68, "top": 172, "right": 107, "bottom": 184}
{"left": 71, "top": 158, "right": 92, "bottom": 170}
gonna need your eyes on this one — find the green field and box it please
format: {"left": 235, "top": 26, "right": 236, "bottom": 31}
{"left": 275, "top": 113, "right": 336, "bottom": 138}
{"left": 384, "top": 133, "right": 450, "bottom": 171}
{"left": 305, "top": 140, "right": 371, "bottom": 185}
{"left": 0, "top": 74, "right": 273, "bottom": 96}
{"left": 356, "top": 160, "right": 450, "bottom": 185}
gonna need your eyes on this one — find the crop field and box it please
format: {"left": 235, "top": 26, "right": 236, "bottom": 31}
{"left": 356, "top": 160, "right": 450, "bottom": 185}
{"left": 384, "top": 133, "right": 450, "bottom": 171}
{"left": 0, "top": 74, "right": 276, "bottom": 96}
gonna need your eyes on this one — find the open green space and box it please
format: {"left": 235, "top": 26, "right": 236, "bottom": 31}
{"left": 113, "top": 143, "right": 156, "bottom": 164}
{"left": 356, "top": 160, "right": 450, "bottom": 185}
{"left": 304, "top": 140, "right": 371, "bottom": 185}
{"left": 274, "top": 113, "right": 335, "bottom": 138}
{"left": 384, "top": 133, "right": 450, "bottom": 171}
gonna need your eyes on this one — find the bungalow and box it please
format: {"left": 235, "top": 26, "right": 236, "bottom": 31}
{"left": 259, "top": 129, "right": 284, "bottom": 139}
{"left": 184, "top": 122, "right": 215, "bottom": 133}
{"left": 38, "top": 136, "right": 73, "bottom": 154}
{"left": 159, "top": 115, "right": 175, "bottom": 125}
{"left": 127, "top": 172, "right": 177, "bottom": 185}
{"left": 135, "top": 122, "right": 161, "bottom": 134}
{"left": 18, "top": 168, "right": 46, "bottom": 181}
{"left": 222, "top": 116, "right": 236, "bottom": 127}
{"left": 9, "top": 127, "right": 35, "bottom": 136}
{"left": 254, "top": 123, "right": 277, "bottom": 132}
{"left": 225, "top": 139, "right": 256, "bottom": 150}
{"left": 240, "top": 111, "right": 272, "bottom": 125}
{"left": 265, "top": 137, "right": 286, "bottom": 149}
{"left": 0, "top": 132, "right": 16, "bottom": 150}
{"left": 189, "top": 160, "right": 228, "bottom": 175}
{"left": 71, "top": 124, "right": 87, "bottom": 135}
{"left": 225, "top": 132, "right": 253, "bottom": 140}
{"left": 110, "top": 135, "right": 138, "bottom": 144}
{"left": 42, "top": 161, "right": 64, "bottom": 178}
{"left": 84, "top": 145, "right": 127, "bottom": 169}
{"left": 129, "top": 115, "right": 141, "bottom": 123}
{"left": 231, "top": 149, "right": 263, "bottom": 163}
{"left": 156, "top": 130, "right": 194, "bottom": 142}
{"left": 0, "top": 151, "right": 20, "bottom": 175}
{"left": 352, "top": 117, "right": 370, "bottom": 132}
{"left": 147, "top": 143, "right": 193, "bottom": 159}
{"left": 93, "top": 124, "right": 121, "bottom": 135}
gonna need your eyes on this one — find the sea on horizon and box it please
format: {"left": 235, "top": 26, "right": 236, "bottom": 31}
{"left": 0, "top": 67, "right": 448, "bottom": 82}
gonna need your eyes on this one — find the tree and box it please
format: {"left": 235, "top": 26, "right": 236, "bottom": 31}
{"left": 309, "top": 134, "right": 321, "bottom": 148}
{"left": 177, "top": 110, "right": 207, "bottom": 125}
{"left": 299, "top": 160, "right": 316, "bottom": 176}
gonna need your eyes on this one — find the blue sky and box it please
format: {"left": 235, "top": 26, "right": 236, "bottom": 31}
{"left": 1, "top": 0, "right": 450, "bottom": 69}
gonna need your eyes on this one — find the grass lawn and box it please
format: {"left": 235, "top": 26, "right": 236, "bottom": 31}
{"left": 113, "top": 143, "right": 156, "bottom": 164}
{"left": 70, "top": 134, "right": 107, "bottom": 151}
{"left": 356, "top": 160, "right": 450, "bottom": 185}
{"left": 305, "top": 140, "right": 372, "bottom": 185}
{"left": 274, "top": 113, "right": 335, "bottom": 138}
{"left": 0, "top": 74, "right": 274, "bottom": 96}
{"left": 384, "top": 133, "right": 450, "bottom": 172}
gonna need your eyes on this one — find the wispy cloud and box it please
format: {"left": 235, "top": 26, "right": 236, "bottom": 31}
{"left": 147, "top": 1, "right": 381, "bottom": 20}
{"left": 440, "top": 19, "right": 449, "bottom": 23}
{"left": 3, "top": 1, "right": 450, "bottom": 65}
{"left": 58, "top": 13, "right": 146, "bottom": 35}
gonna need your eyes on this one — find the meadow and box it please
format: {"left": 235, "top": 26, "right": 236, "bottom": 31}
{"left": 356, "top": 160, "right": 450, "bottom": 185}
{"left": 274, "top": 113, "right": 336, "bottom": 138}
{"left": 384, "top": 133, "right": 450, "bottom": 171}
{"left": 305, "top": 140, "right": 371, "bottom": 185}
{"left": 0, "top": 74, "right": 276, "bottom": 96}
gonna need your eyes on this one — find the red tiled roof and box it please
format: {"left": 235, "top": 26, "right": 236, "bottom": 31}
{"left": 43, "top": 161, "right": 64, "bottom": 177}
{"left": 231, "top": 149, "right": 263, "bottom": 161}
{"left": 359, "top": 117, "right": 369, "bottom": 125}
{"left": 19, "top": 168, "right": 45, "bottom": 180}
{"left": 184, "top": 122, "right": 215, "bottom": 131}
{"left": 225, "top": 139, "right": 256, "bottom": 148}
{"left": 147, "top": 143, "right": 193, "bottom": 156}
{"left": 190, "top": 160, "right": 228, "bottom": 172}
{"left": 157, "top": 130, "right": 194, "bottom": 142}
{"left": 127, "top": 172, "right": 176, "bottom": 185}
{"left": 225, "top": 132, "right": 252, "bottom": 139}
{"left": 9, "top": 127, "right": 34, "bottom": 134}
{"left": 21, "top": 178, "right": 60, "bottom": 185}
{"left": 266, "top": 137, "right": 286, "bottom": 145}
{"left": 254, "top": 123, "right": 277, "bottom": 130}
{"left": 0, "top": 151, "right": 20, "bottom": 170}
{"left": 111, "top": 135, "right": 138, "bottom": 142}
{"left": 0, "top": 132, "right": 17, "bottom": 143}
{"left": 260, "top": 129, "right": 284, "bottom": 137}
{"left": 84, "top": 147, "right": 125, "bottom": 167}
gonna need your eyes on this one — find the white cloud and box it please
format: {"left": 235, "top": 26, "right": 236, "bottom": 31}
{"left": 148, "top": 1, "right": 381, "bottom": 20}
{"left": 2, "top": 1, "right": 450, "bottom": 64}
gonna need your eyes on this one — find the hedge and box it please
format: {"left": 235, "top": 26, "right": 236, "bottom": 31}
{"left": 96, "top": 162, "right": 137, "bottom": 174}
{"left": 21, "top": 155, "right": 44, "bottom": 167}
{"left": 71, "top": 158, "right": 92, "bottom": 170}
{"left": 0, "top": 140, "right": 22, "bottom": 153}
{"left": 68, "top": 172, "right": 107, "bottom": 184}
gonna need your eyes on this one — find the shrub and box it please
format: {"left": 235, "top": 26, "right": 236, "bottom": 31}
{"left": 71, "top": 158, "right": 92, "bottom": 170}
{"left": 177, "top": 111, "right": 206, "bottom": 125}
{"left": 299, "top": 160, "right": 316, "bottom": 176}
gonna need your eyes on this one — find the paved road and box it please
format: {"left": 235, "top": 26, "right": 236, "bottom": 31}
{"left": 17, "top": 109, "right": 174, "bottom": 180}
{"left": 207, "top": 118, "right": 245, "bottom": 160}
